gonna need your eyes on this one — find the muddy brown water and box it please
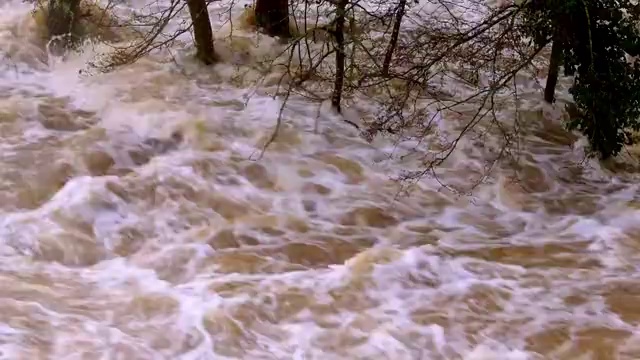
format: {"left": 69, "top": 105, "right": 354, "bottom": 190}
{"left": 0, "top": 0, "right": 640, "bottom": 359}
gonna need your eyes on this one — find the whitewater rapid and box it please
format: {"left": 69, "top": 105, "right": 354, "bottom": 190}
{"left": 0, "top": 0, "right": 640, "bottom": 359}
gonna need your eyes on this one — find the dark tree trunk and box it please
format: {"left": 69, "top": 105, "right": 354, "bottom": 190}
{"left": 47, "top": 0, "right": 81, "bottom": 55}
{"left": 186, "top": 0, "right": 216, "bottom": 65}
{"left": 331, "top": 0, "right": 348, "bottom": 113}
{"left": 544, "top": 39, "right": 563, "bottom": 103}
{"left": 255, "top": 0, "right": 290, "bottom": 39}
{"left": 382, "top": 0, "right": 406, "bottom": 77}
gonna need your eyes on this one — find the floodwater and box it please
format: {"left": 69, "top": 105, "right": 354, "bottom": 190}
{"left": 1, "top": 0, "right": 640, "bottom": 359}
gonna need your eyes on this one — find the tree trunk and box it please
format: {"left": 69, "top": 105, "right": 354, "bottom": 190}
{"left": 331, "top": 0, "right": 348, "bottom": 113}
{"left": 186, "top": 0, "right": 216, "bottom": 65}
{"left": 544, "top": 38, "right": 563, "bottom": 103}
{"left": 255, "top": 0, "right": 290, "bottom": 39}
{"left": 382, "top": 0, "right": 406, "bottom": 77}
{"left": 46, "top": 0, "right": 81, "bottom": 55}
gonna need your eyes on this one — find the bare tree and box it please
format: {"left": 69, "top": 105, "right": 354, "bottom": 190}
{"left": 249, "top": 0, "right": 558, "bottom": 193}
{"left": 544, "top": 37, "right": 562, "bottom": 103}
{"left": 381, "top": 0, "right": 406, "bottom": 76}
{"left": 84, "top": 0, "right": 222, "bottom": 71}
{"left": 331, "top": 0, "right": 348, "bottom": 112}
{"left": 75, "top": 0, "right": 564, "bottom": 192}
{"left": 186, "top": 0, "right": 217, "bottom": 64}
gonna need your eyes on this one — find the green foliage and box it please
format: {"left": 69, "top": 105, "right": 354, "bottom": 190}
{"left": 521, "top": 0, "right": 640, "bottom": 159}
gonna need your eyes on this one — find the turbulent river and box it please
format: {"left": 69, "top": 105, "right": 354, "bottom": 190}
{"left": 1, "top": 0, "right": 640, "bottom": 359}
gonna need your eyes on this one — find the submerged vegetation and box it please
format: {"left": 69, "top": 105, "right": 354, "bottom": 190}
{"left": 33, "top": 0, "right": 640, "bottom": 189}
